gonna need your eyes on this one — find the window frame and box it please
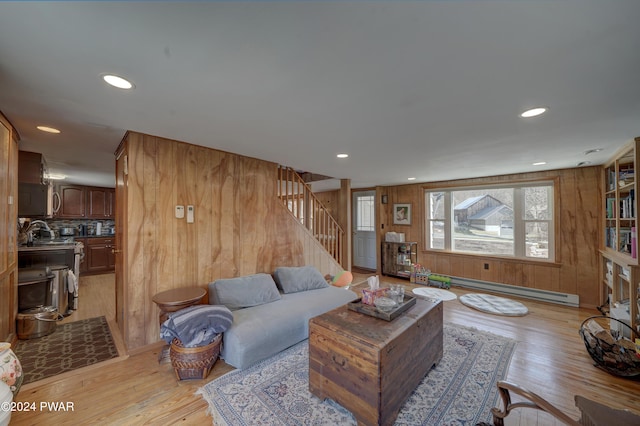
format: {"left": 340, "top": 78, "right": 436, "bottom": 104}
{"left": 424, "top": 179, "right": 557, "bottom": 262}
{"left": 355, "top": 192, "right": 376, "bottom": 232}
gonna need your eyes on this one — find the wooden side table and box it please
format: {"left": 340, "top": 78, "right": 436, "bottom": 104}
{"left": 152, "top": 287, "right": 207, "bottom": 363}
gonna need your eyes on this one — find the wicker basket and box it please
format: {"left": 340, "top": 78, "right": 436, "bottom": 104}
{"left": 579, "top": 315, "right": 640, "bottom": 377}
{"left": 169, "top": 334, "right": 222, "bottom": 380}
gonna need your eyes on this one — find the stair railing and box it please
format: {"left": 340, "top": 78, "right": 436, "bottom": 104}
{"left": 277, "top": 166, "right": 344, "bottom": 265}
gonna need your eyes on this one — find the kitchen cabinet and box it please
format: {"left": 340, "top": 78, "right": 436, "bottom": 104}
{"left": 107, "top": 189, "right": 115, "bottom": 217}
{"left": 18, "top": 150, "right": 47, "bottom": 184}
{"left": 381, "top": 242, "right": 417, "bottom": 279}
{"left": 87, "top": 187, "right": 114, "bottom": 218}
{"left": 84, "top": 237, "right": 115, "bottom": 274}
{"left": 56, "top": 185, "right": 86, "bottom": 218}
{"left": 55, "top": 185, "right": 115, "bottom": 219}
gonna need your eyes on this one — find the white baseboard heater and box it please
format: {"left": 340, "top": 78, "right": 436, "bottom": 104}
{"left": 449, "top": 275, "right": 580, "bottom": 307}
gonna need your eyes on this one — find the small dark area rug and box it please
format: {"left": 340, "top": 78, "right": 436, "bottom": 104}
{"left": 14, "top": 316, "right": 119, "bottom": 384}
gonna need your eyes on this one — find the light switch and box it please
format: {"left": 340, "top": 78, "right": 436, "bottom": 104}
{"left": 187, "top": 205, "right": 194, "bottom": 223}
{"left": 175, "top": 205, "right": 185, "bottom": 219}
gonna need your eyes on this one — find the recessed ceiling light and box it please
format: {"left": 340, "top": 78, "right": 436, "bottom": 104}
{"left": 532, "top": 161, "right": 547, "bottom": 166}
{"left": 577, "top": 161, "right": 592, "bottom": 167}
{"left": 336, "top": 153, "right": 349, "bottom": 158}
{"left": 102, "top": 74, "right": 134, "bottom": 89}
{"left": 520, "top": 107, "right": 547, "bottom": 118}
{"left": 37, "top": 125, "right": 60, "bottom": 134}
{"left": 407, "top": 177, "right": 416, "bottom": 181}
{"left": 584, "top": 148, "right": 603, "bottom": 155}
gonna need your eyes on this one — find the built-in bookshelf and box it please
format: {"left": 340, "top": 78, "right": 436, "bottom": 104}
{"left": 601, "top": 137, "right": 640, "bottom": 335}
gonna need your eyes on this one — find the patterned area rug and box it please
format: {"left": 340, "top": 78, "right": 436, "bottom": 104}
{"left": 198, "top": 323, "right": 517, "bottom": 425}
{"left": 14, "top": 316, "right": 119, "bottom": 384}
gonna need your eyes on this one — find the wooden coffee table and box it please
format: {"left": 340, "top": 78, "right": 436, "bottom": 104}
{"left": 309, "top": 298, "right": 443, "bottom": 426}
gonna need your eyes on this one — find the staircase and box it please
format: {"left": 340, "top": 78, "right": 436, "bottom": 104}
{"left": 277, "top": 166, "right": 344, "bottom": 265}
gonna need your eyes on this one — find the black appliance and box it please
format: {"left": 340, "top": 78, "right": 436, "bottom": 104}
{"left": 18, "top": 182, "right": 54, "bottom": 217}
{"left": 18, "top": 268, "right": 54, "bottom": 311}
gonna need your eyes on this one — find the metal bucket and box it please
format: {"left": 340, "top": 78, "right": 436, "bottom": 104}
{"left": 16, "top": 306, "right": 64, "bottom": 340}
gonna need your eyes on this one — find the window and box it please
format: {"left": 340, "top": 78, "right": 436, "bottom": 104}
{"left": 356, "top": 194, "right": 375, "bottom": 231}
{"left": 425, "top": 182, "right": 554, "bottom": 260}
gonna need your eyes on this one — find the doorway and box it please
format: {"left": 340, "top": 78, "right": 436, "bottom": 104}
{"left": 352, "top": 190, "right": 377, "bottom": 270}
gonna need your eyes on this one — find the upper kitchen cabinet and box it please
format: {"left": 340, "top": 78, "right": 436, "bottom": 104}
{"left": 87, "top": 187, "right": 115, "bottom": 218}
{"left": 56, "top": 185, "right": 86, "bottom": 218}
{"left": 55, "top": 184, "right": 115, "bottom": 219}
{"left": 18, "top": 150, "right": 48, "bottom": 184}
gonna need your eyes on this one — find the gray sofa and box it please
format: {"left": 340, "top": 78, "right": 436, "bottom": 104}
{"left": 208, "top": 266, "right": 357, "bottom": 369}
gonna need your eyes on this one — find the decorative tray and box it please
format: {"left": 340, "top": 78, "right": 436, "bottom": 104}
{"left": 348, "top": 295, "right": 416, "bottom": 321}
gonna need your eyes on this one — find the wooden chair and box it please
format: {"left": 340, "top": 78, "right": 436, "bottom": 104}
{"left": 486, "top": 380, "right": 640, "bottom": 426}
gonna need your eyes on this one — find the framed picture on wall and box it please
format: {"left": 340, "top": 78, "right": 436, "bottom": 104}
{"left": 393, "top": 203, "right": 411, "bottom": 225}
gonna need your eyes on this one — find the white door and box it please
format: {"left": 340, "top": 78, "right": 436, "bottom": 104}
{"left": 353, "top": 191, "right": 377, "bottom": 270}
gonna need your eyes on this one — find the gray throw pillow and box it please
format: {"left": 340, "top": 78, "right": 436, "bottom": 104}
{"left": 211, "top": 273, "right": 281, "bottom": 310}
{"left": 273, "top": 266, "right": 329, "bottom": 294}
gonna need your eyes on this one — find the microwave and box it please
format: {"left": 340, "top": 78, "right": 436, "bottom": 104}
{"left": 18, "top": 182, "right": 56, "bottom": 217}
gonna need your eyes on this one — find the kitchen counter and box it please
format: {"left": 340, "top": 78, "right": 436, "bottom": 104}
{"left": 18, "top": 242, "right": 81, "bottom": 252}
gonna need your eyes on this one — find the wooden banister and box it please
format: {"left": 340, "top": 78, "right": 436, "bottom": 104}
{"left": 277, "top": 166, "right": 344, "bottom": 265}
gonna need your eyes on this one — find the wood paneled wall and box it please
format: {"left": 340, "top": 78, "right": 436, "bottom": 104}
{"left": 118, "top": 132, "right": 342, "bottom": 350}
{"left": 314, "top": 190, "right": 340, "bottom": 218}
{"left": 377, "top": 167, "right": 602, "bottom": 308}
{"left": 0, "top": 113, "right": 18, "bottom": 342}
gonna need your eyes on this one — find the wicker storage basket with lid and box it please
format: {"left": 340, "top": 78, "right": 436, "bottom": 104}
{"left": 169, "top": 333, "right": 222, "bottom": 380}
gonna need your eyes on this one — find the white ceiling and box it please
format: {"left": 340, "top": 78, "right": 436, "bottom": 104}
{"left": 1, "top": 1, "right": 639, "bottom": 190}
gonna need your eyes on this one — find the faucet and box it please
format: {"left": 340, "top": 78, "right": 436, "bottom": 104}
{"left": 26, "top": 220, "right": 55, "bottom": 240}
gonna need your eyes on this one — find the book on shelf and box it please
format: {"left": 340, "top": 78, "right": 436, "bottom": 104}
{"left": 618, "top": 170, "right": 635, "bottom": 191}
{"left": 607, "top": 197, "right": 616, "bottom": 218}
{"left": 620, "top": 227, "right": 633, "bottom": 254}
{"left": 619, "top": 169, "right": 634, "bottom": 180}
{"left": 619, "top": 189, "right": 635, "bottom": 218}
{"left": 605, "top": 227, "right": 616, "bottom": 249}
{"left": 608, "top": 169, "right": 617, "bottom": 191}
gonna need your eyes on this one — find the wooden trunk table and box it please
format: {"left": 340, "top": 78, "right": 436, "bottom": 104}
{"left": 309, "top": 298, "right": 443, "bottom": 426}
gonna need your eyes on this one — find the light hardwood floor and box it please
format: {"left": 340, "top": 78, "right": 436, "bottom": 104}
{"left": 11, "top": 272, "right": 640, "bottom": 425}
